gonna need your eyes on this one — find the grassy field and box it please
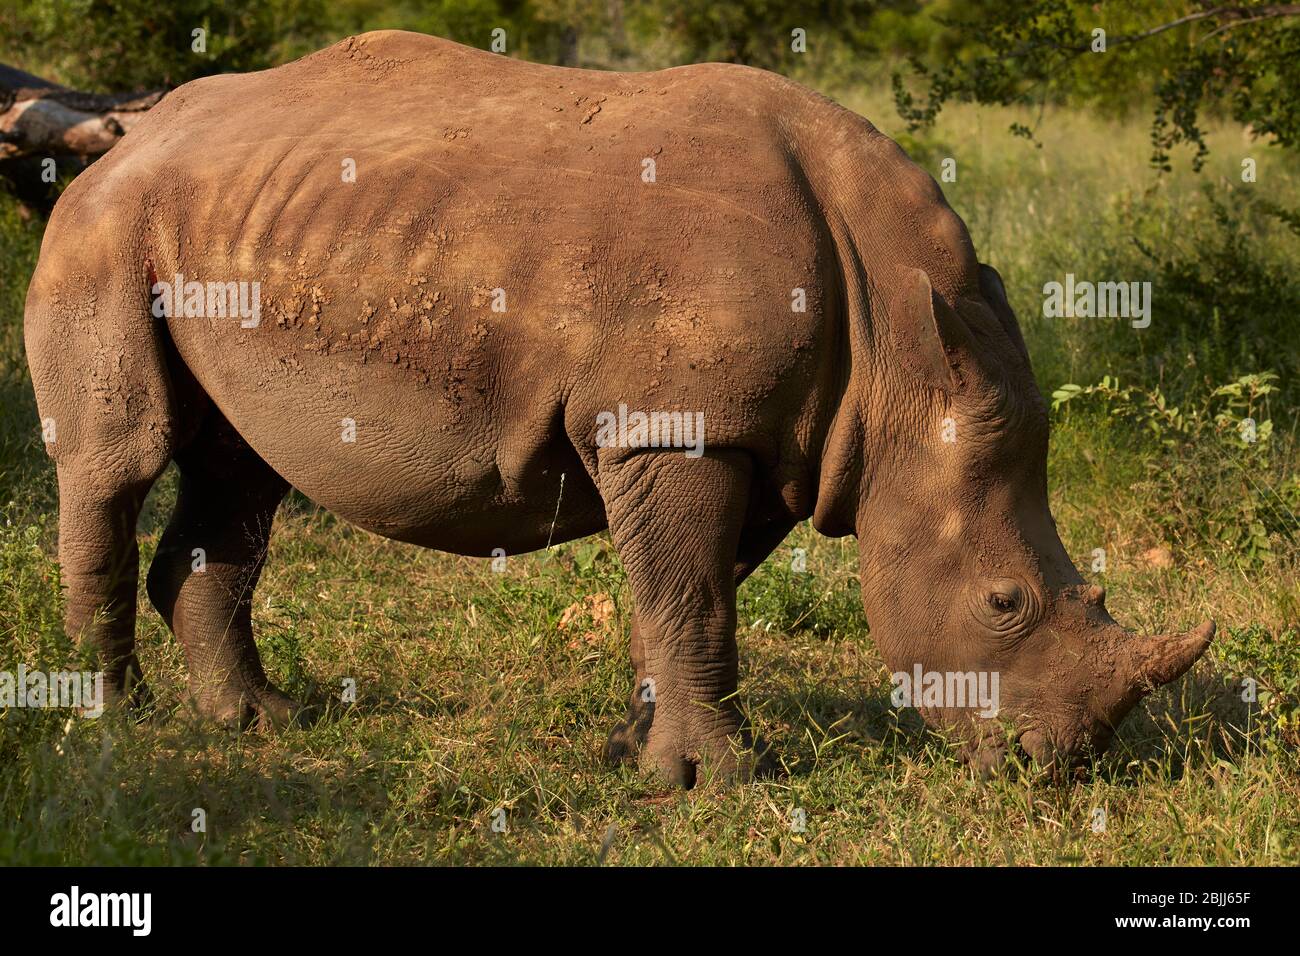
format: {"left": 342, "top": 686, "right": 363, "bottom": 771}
{"left": 1, "top": 75, "right": 1297, "bottom": 865}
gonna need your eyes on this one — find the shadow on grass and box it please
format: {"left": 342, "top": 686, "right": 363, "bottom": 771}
{"left": 755, "top": 659, "right": 1264, "bottom": 787}
{"left": 0, "top": 706, "right": 392, "bottom": 864}
{"left": 1101, "top": 668, "right": 1265, "bottom": 781}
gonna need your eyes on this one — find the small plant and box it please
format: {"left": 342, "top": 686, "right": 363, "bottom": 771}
{"left": 738, "top": 550, "right": 866, "bottom": 640}
{"left": 1215, "top": 624, "right": 1300, "bottom": 746}
{"left": 1052, "top": 372, "right": 1298, "bottom": 562}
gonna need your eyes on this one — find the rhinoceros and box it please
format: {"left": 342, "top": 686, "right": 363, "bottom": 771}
{"left": 25, "top": 31, "right": 1212, "bottom": 786}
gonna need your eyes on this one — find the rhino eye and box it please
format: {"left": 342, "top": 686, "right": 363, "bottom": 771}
{"left": 988, "top": 587, "right": 1022, "bottom": 614}
{"left": 972, "top": 580, "right": 1038, "bottom": 637}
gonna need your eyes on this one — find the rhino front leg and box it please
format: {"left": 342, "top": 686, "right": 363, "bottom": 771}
{"left": 600, "top": 448, "right": 771, "bottom": 788}
{"left": 606, "top": 516, "right": 794, "bottom": 768}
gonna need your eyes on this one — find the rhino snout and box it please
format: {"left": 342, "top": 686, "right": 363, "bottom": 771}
{"left": 970, "top": 618, "right": 1215, "bottom": 778}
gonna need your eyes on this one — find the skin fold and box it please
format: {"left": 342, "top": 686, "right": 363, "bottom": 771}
{"left": 24, "top": 31, "right": 1213, "bottom": 787}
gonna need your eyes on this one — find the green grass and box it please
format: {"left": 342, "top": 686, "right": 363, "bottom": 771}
{"left": 1, "top": 86, "right": 1297, "bottom": 865}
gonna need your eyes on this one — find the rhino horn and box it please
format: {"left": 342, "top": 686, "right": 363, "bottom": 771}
{"left": 1123, "top": 619, "right": 1215, "bottom": 691}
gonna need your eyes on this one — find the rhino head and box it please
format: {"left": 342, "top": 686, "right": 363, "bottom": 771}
{"left": 839, "top": 263, "right": 1214, "bottom": 774}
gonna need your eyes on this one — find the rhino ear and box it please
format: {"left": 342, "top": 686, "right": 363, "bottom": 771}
{"left": 890, "top": 267, "right": 973, "bottom": 393}
{"left": 977, "top": 263, "right": 1032, "bottom": 367}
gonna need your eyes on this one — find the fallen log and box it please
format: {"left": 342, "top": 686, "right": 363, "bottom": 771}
{"left": 0, "top": 63, "right": 164, "bottom": 212}
{"left": 0, "top": 63, "right": 164, "bottom": 160}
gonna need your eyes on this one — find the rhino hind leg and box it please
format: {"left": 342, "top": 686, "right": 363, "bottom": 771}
{"left": 55, "top": 467, "right": 167, "bottom": 712}
{"left": 145, "top": 410, "right": 301, "bottom": 730}
{"left": 26, "top": 263, "right": 180, "bottom": 711}
{"left": 599, "top": 448, "right": 777, "bottom": 788}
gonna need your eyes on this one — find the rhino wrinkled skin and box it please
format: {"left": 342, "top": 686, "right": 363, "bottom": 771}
{"left": 24, "top": 31, "right": 1212, "bottom": 786}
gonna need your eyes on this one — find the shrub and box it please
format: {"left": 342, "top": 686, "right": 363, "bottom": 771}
{"left": 1052, "top": 372, "right": 1299, "bottom": 563}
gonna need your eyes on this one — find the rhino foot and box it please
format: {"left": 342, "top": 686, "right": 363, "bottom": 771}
{"left": 637, "top": 717, "right": 778, "bottom": 790}
{"left": 604, "top": 693, "right": 655, "bottom": 765}
{"left": 608, "top": 707, "right": 778, "bottom": 788}
{"left": 96, "top": 655, "right": 156, "bottom": 719}
{"left": 189, "top": 677, "right": 308, "bottom": 732}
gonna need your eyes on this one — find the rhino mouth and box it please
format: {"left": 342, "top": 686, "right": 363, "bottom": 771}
{"left": 972, "top": 723, "right": 1081, "bottom": 780}
{"left": 969, "top": 726, "right": 1031, "bottom": 779}
{"left": 971, "top": 725, "right": 1106, "bottom": 780}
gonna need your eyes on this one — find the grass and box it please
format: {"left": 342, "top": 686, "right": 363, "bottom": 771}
{"left": 1, "top": 75, "right": 1298, "bottom": 865}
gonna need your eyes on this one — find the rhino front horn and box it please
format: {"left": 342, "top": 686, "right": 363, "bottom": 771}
{"left": 1127, "top": 619, "right": 1216, "bottom": 690}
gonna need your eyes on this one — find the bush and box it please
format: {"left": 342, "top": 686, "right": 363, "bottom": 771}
{"left": 0, "top": 0, "right": 328, "bottom": 90}
{"left": 0, "top": 200, "right": 48, "bottom": 516}
{"left": 1052, "top": 372, "right": 1299, "bottom": 563}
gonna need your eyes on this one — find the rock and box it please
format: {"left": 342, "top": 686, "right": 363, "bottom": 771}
{"left": 1140, "top": 546, "right": 1174, "bottom": 569}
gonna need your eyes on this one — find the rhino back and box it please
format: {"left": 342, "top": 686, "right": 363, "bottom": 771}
{"left": 46, "top": 31, "right": 974, "bottom": 545}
